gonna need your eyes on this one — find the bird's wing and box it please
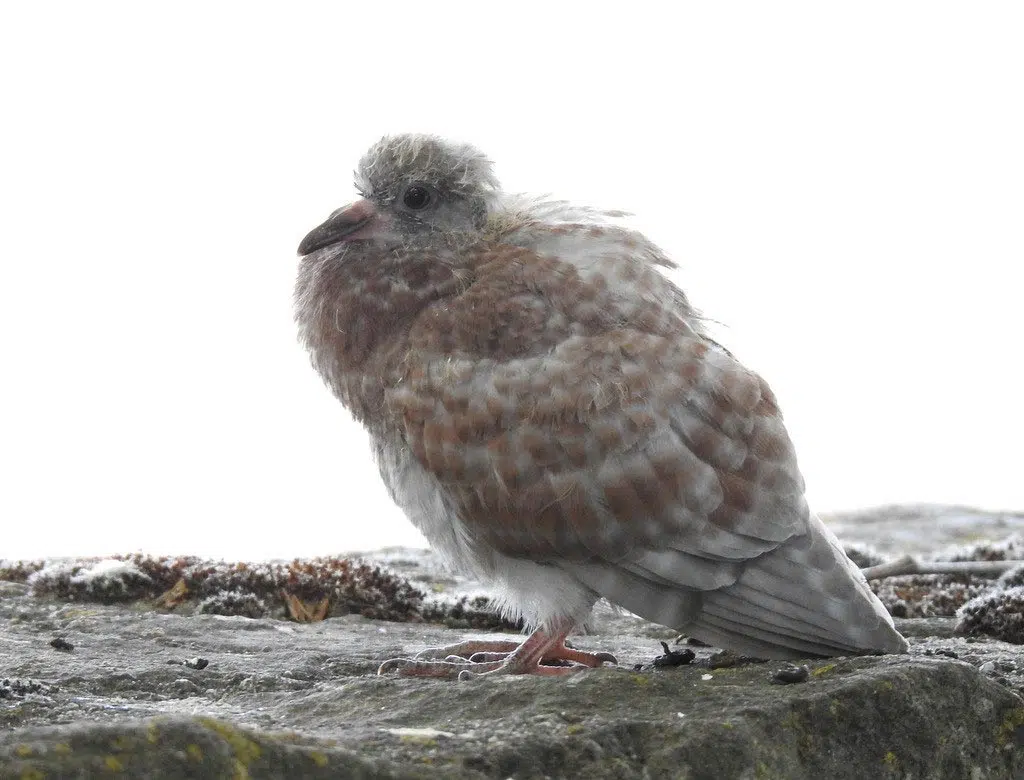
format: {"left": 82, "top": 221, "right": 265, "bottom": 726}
{"left": 390, "top": 323, "right": 801, "bottom": 564}
{"left": 386, "top": 243, "right": 904, "bottom": 657}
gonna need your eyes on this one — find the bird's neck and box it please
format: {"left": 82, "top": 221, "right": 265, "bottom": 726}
{"left": 294, "top": 244, "right": 467, "bottom": 423}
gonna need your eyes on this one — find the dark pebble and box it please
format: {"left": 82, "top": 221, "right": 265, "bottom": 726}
{"left": 653, "top": 641, "right": 696, "bottom": 668}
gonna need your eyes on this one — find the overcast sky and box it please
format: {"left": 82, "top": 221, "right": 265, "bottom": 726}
{"left": 1, "top": 3, "right": 1021, "bottom": 561}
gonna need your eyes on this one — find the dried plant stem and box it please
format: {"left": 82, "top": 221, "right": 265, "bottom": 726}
{"left": 861, "top": 555, "right": 1024, "bottom": 580}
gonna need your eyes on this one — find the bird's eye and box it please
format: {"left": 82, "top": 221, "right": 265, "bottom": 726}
{"left": 402, "top": 185, "right": 432, "bottom": 210}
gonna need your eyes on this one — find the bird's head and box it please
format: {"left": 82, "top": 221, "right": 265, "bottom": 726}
{"left": 297, "top": 134, "right": 500, "bottom": 256}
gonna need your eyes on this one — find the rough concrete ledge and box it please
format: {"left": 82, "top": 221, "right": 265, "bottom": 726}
{"left": 5, "top": 508, "right": 1024, "bottom": 779}
{"left": 1, "top": 614, "right": 1022, "bottom": 779}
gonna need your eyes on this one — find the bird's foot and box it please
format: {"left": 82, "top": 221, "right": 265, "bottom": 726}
{"left": 409, "top": 639, "right": 521, "bottom": 662}
{"left": 377, "top": 626, "right": 617, "bottom": 680}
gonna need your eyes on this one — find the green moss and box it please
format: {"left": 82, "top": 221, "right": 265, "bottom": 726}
{"left": 309, "top": 751, "right": 329, "bottom": 767}
{"left": 14, "top": 744, "right": 33, "bottom": 757}
{"left": 566, "top": 724, "right": 585, "bottom": 736}
{"left": 186, "top": 743, "right": 203, "bottom": 762}
{"left": 811, "top": 663, "right": 837, "bottom": 677}
{"left": 780, "top": 711, "right": 814, "bottom": 755}
{"left": 755, "top": 761, "right": 784, "bottom": 780}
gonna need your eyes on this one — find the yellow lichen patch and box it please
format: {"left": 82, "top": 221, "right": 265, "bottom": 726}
{"left": 811, "top": 663, "right": 837, "bottom": 678}
{"left": 309, "top": 751, "right": 329, "bottom": 767}
{"left": 61, "top": 608, "right": 98, "bottom": 619}
{"left": 14, "top": 744, "right": 33, "bottom": 758}
{"left": 186, "top": 744, "right": 204, "bottom": 762}
{"left": 883, "top": 751, "right": 898, "bottom": 767}
{"left": 54, "top": 742, "right": 72, "bottom": 756}
{"left": 110, "top": 736, "right": 134, "bottom": 752}
{"left": 104, "top": 755, "right": 125, "bottom": 771}
{"left": 628, "top": 674, "right": 650, "bottom": 686}
{"left": 996, "top": 707, "right": 1024, "bottom": 747}
{"left": 19, "top": 769, "right": 44, "bottom": 780}
{"left": 399, "top": 735, "right": 438, "bottom": 748}
{"left": 197, "top": 718, "right": 262, "bottom": 768}
{"left": 146, "top": 724, "right": 159, "bottom": 744}
{"left": 566, "top": 724, "right": 584, "bottom": 736}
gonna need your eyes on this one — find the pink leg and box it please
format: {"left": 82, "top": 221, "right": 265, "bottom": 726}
{"left": 377, "top": 622, "right": 617, "bottom": 680}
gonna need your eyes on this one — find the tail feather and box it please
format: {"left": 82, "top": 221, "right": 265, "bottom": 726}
{"left": 684, "top": 515, "right": 906, "bottom": 656}
{"left": 697, "top": 611, "right": 851, "bottom": 658}
{"left": 701, "top": 589, "right": 866, "bottom": 651}
{"left": 684, "top": 620, "right": 809, "bottom": 660}
{"left": 565, "top": 514, "right": 906, "bottom": 659}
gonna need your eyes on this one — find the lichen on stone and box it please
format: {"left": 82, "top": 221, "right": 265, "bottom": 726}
{"left": 0, "top": 559, "right": 45, "bottom": 583}
{"left": 956, "top": 586, "right": 1024, "bottom": 644}
{"left": 196, "top": 591, "right": 268, "bottom": 619}
{"left": 867, "top": 536, "right": 1024, "bottom": 619}
{"left": 13, "top": 553, "right": 517, "bottom": 629}
{"left": 872, "top": 574, "right": 989, "bottom": 619}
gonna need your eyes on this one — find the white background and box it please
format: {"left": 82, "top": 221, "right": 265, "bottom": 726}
{"left": 1, "top": 3, "right": 1021, "bottom": 561}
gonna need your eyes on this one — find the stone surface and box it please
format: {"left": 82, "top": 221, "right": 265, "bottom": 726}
{"left": 2, "top": 506, "right": 1024, "bottom": 779}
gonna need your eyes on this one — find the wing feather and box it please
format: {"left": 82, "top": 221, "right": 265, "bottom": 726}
{"left": 382, "top": 239, "right": 904, "bottom": 656}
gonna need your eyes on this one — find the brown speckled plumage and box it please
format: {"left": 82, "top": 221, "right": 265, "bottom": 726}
{"left": 295, "top": 134, "right": 907, "bottom": 675}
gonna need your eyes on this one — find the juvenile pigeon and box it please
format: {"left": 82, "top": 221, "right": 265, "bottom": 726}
{"left": 295, "top": 134, "right": 908, "bottom": 678}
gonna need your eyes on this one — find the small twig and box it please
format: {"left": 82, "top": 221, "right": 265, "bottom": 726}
{"left": 861, "top": 555, "right": 1024, "bottom": 580}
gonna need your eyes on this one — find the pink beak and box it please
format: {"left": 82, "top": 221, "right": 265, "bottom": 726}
{"left": 298, "top": 199, "right": 381, "bottom": 255}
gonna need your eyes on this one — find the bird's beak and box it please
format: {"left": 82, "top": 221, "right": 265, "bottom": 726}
{"left": 297, "top": 199, "right": 382, "bottom": 255}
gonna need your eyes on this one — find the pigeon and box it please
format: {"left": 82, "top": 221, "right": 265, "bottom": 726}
{"left": 295, "top": 134, "right": 908, "bottom": 678}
